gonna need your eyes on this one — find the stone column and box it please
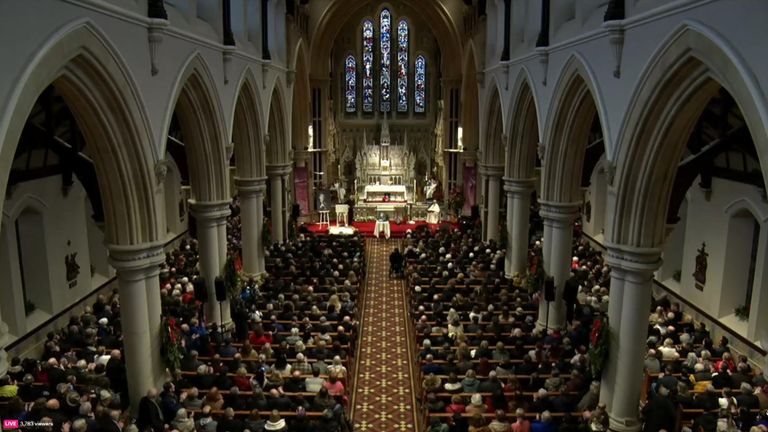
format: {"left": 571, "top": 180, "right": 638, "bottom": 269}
{"left": 504, "top": 178, "right": 535, "bottom": 278}
{"left": 267, "top": 165, "right": 291, "bottom": 244}
{"left": 216, "top": 217, "right": 232, "bottom": 327}
{"left": 537, "top": 201, "right": 579, "bottom": 330}
{"left": 189, "top": 200, "right": 230, "bottom": 325}
{"left": 602, "top": 244, "right": 661, "bottom": 432}
{"left": 236, "top": 177, "right": 267, "bottom": 275}
{"left": 486, "top": 174, "right": 502, "bottom": 242}
{"left": 108, "top": 243, "right": 165, "bottom": 409}
{"left": 282, "top": 172, "right": 290, "bottom": 240}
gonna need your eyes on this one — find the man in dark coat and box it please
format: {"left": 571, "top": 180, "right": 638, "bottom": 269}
{"left": 562, "top": 274, "right": 580, "bottom": 325}
{"left": 641, "top": 386, "right": 676, "bottom": 432}
{"left": 136, "top": 389, "right": 165, "bottom": 432}
{"left": 105, "top": 350, "right": 128, "bottom": 405}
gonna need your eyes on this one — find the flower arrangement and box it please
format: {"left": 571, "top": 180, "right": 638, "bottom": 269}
{"left": 588, "top": 315, "right": 610, "bottom": 378}
{"left": 734, "top": 304, "right": 750, "bottom": 321}
{"left": 446, "top": 186, "right": 465, "bottom": 217}
{"left": 161, "top": 317, "right": 183, "bottom": 373}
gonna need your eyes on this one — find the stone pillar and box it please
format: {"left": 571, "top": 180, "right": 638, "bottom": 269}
{"left": 267, "top": 165, "right": 291, "bottom": 244}
{"left": 537, "top": 201, "right": 579, "bottom": 330}
{"left": 479, "top": 164, "right": 504, "bottom": 242}
{"left": 236, "top": 177, "right": 267, "bottom": 275}
{"left": 282, "top": 173, "right": 290, "bottom": 240}
{"left": 216, "top": 217, "right": 232, "bottom": 327}
{"left": 486, "top": 174, "right": 502, "bottom": 242}
{"left": 599, "top": 275, "right": 624, "bottom": 410}
{"left": 108, "top": 243, "right": 165, "bottom": 409}
{"left": 602, "top": 244, "right": 661, "bottom": 432}
{"left": 504, "top": 178, "right": 535, "bottom": 278}
{"left": 189, "top": 200, "right": 230, "bottom": 325}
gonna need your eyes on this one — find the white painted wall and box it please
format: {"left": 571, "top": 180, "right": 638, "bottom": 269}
{"left": 0, "top": 176, "right": 102, "bottom": 335}
{"left": 661, "top": 177, "right": 768, "bottom": 341}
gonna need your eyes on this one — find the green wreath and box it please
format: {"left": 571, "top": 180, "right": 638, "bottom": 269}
{"left": 161, "top": 317, "right": 183, "bottom": 373}
{"left": 588, "top": 315, "right": 610, "bottom": 378}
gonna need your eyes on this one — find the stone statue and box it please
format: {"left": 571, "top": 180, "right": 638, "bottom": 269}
{"left": 693, "top": 242, "right": 708, "bottom": 287}
{"left": 425, "top": 178, "right": 438, "bottom": 200}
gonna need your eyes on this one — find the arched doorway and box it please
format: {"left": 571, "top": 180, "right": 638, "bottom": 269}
{"left": 480, "top": 86, "right": 505, "bottom": 241}
{"left": 0, "top": 22, "right": 162, "bottom": 398}
{"left": 231, "top": 70, "right": 266, "bottom": 275}
{"left": 606, "top": 25, "right": 768, "bottom": 429}
{"left": 506, "top": 76, "right": 540, "bottom": 276}
{"left": 266, "top": 85, "right": 290, "bottom": 243}
{"left": 538, "top": 58, "right": 607, "bottom": 331}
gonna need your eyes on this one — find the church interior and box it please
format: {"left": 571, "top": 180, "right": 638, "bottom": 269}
{"left": 1, "top": 1, "right": 767, "bottom": 431}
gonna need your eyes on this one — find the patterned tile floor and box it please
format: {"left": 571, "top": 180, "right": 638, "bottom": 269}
{"left": 351, "top": 238, "right": 419, "bottom": 432}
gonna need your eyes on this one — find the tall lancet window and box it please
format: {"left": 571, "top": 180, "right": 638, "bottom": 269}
{"left": 396, "top": 19, "right": 409, "bottom": 112}
{"left": 362, "top": 20, "right": 375, "bottom": 112}
{"left": 345, "top": 55, "right": 357, "bottom": 112}
{"left": 415, "top": 55, "right": 426, "bottom": 113}
{"left": 379, "top": 8, "right": 391, "bottom": 112}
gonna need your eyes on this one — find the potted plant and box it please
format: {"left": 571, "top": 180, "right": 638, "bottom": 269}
{"left": 734, "top": 304, "right": 750, "bottom": 321}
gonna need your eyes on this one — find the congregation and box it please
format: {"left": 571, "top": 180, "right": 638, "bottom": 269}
{"left": 0, "top": 197, "right": 361, "bottom": 432}
{"left": 399, "top": 220, "right": 768, "bottom": 432}
{"left": 1, "top": 200, "right": 768, "bottom": 432}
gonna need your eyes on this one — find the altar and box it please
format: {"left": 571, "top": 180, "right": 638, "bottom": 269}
{"left": 353, "top": 114, "right": 416, "bottom": 220}
{"left": 363, "top": 184, "right": 407, "bottom": 201}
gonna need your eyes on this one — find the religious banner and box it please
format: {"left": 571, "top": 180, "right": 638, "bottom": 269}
{"left": 294, "top": 167, "right": 309, "bottom": 215}
{"left": 463, "top": 165, "right": 476, "bottom": 215}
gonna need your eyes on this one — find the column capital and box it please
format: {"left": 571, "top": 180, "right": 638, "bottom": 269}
{"left": 235, "top": 177, "right": 268, "bottom": 197}
{"left": 108, "top": 242, "right": 165, "bottom": 279}
{"left": 538, "top": 200, "right": 580, "bottom": 223}
{"left": 604, "top": 242, "right": 663, "bottom": 278}
{"left": 189, "top": 200, "right": 231, "bottom": 222}
{"left": 503, "top": 177, "right": 536, "bottom": 193}
{"left": 266, "top": 163, "right": 292, "bottom": 177}
{"left": 478, "top": 163, "right": 505, "bottom": 178}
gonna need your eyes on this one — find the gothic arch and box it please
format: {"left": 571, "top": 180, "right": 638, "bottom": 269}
{"left": 291, "top": 44, "right": 311, "bottom": 153}
{"left": 266, "top": 81, "right": 290, "bottom": 166}
{"left": 481, "top": 81, "right": 505, "bottom": 166}
{"left": 231, "top": 68, "right": 266, "bottom": 179}
{"left": 540, "top": 54, "right": 608, "bottom": 204}
{"left": 0, "top": 20, "right": 161, "bottom": 245}
{"left": 609, "top": 22, "right": 768, "bottom": 248}
{"left": 506, "top": 68, "right": 541, "bottom": 180}
{"left": 164, "top": 53, "right": 229, "bottom": 203}
{"left": 309, "top": 0, "right": 463, "bottom": 76}
{"left": 724, "top": 198, "right": 768, "bottom": 223}
{"left": 460, "top": 45, "right": 480, "bottom": 153}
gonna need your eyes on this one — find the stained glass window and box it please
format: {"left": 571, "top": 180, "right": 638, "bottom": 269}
{"left": 362, "top": 20, "right": 374, "bottom": 112}
{"left": 415, "top": 55, "right": 426, "bottom": 113}
{"left": 345, "top": 55, "right": 356, "bottom": 112}
{"left": 379, "top": 9, "right": 391, "bottom": 112}
{"left": 396, "top": 19, "right": 408, "bottom": 112}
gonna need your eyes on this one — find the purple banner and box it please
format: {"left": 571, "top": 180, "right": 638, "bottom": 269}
{"left": 294, "top": 167, "right": 309, "bottom": 215}
{"left": 463, "top": 165, "right": 476, "bottom": 214}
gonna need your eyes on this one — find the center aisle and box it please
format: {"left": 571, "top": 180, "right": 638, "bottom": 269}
{"left": 350, "top": 238, "right": 419, "bottom": 431}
